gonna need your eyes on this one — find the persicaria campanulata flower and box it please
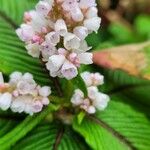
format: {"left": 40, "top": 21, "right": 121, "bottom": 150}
{"left": 16, "top": 0, "right": 101, "bottom": 80}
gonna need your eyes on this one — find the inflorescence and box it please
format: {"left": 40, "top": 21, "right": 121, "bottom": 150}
{"left": 16, "top": 0, "right": 101, "bottom": 80}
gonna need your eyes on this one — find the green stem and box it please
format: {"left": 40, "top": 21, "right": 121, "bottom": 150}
{"left": 0, "top": 106, "right": 55, "bottom": 150}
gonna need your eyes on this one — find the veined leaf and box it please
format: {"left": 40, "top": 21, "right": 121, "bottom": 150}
{"left": 0, "top": 107, "right": 52, "bottom": 150}
{"left": 0, "top": 0, "right": 37, "bottom": 25}
{"left": 73, "top": 94, "right": 150, "bottom": 150}
{"left": 12, "top": 123, "right": 89, "bottom": 150}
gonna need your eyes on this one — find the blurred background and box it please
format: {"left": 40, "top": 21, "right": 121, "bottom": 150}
{"left": 87, "top": 0, "right": 150, "bottom": 48}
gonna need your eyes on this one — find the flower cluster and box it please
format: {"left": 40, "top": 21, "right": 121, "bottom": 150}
{"left": 0, "top": 72, "right": 51, "bottom": 115}
{"left": 71, "top": 72, "right": 109, "bottom": 114}
{"left": 16, "top": 0, "right": 101, "bottom": 80}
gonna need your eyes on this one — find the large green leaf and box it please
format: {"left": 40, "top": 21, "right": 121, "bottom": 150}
{"left": 73, "top": 94, "right": 150, "bottom": 150}
{"left": 0, "top": 0, "right": 37, "bottom": 25}
{"left": 12, "top": 123, "right": 89, "bottom": 150}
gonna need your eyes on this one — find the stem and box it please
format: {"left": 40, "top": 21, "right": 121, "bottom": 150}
{"left": 39, "top": 55, "right": 63, "bottom": 97}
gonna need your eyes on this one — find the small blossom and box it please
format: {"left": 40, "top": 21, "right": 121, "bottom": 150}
{"left": 81, "top": 72, "right": 104, "bottom": 87}
{"left": 0, "top": 72, "right": 4, "bottom": 84}
{"left": 64, "top": 33, "right": 81, "bottom": 50}
{"left": 61, "top": 60, "right": 78, "bottom": 80}
{"left": 71, "top": 72, "right": 109, "bottom": 114}
{"left": 71, "top": 89, "right": 84, "bottom": 106}
{"left": 39, "top": 86, "right": 51, "bottom": 97}
{"left": 0, "top": 72, "right": 51, "bottom": 115}
{"left": 36, "top": 1, "right": 52, "bottom": 16}
{"left": 26, "top": 43, "right": 40, "bottom": 58}
{"left": 0, "top": 93, "right": 12, "bottom": 111}
{"left": 77, "top": 0, "right": 97, "bottom": 9}
{"left": 73, "top": 26, "right": 88, "bottom": 40}
{"left": 55, "top": 19, "right": 67, "bottom": 36}
{"left": 16, "top": 24, "right": 34, "bottom": 42}
{"left": 16, "top": 0, "right": 101, "bottom": 80}
{"left": 77, "top": 52, "right": 93, "bottom": 64}
{"left": 71, "top": 7, "right": 84, "bottom": 22}
{"left": 46, "top": 55, "right": 66, "bottom": 74}
{"left": 45, "top": 32, "right": 60, "bottom": 46}
{"left": 84, "top": 17, "right": 101, "bottom": 33}
{"left": 62, "top": 0, "right": 78, "bottom": 11}
{"left": 40, "top": 42, "right": 57, "bottom": 61}
{"left": 85, "top": 7, "right": 98, "bottom": 18}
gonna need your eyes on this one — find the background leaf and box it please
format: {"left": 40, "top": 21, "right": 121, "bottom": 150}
{"left": 73, "top": 94, "right": 150, "bottom": 150}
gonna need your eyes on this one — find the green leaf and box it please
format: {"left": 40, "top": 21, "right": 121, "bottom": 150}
{"left": 77, "top": 111, "right": 86, "bottom": 125}
{"left": 0, "top": 107, "right": 53, "bottom": 150}
{"left": 73, "top": 116, "right": 128, "bottom": 150}
{"left": 73, "top": 94, "right": 150, "bottom": 150}
{"left": 134, "top": 15, "right": 150, "bottom": 40}
{"left": 108, "top": 23, "right": 136, "bottom": 44}
{"left": 72, "top": 74, "right": 88, "bottom": 97}
{"left": 12, "top": 123, "right": 89, "bottom": 150}
{"left": 0, "top": 0, "right": 37, "bottom": 25}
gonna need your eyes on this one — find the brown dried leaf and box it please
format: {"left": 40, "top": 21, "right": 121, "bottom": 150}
{"left": 93, "top": 41, "right": 150, "bottom": 80}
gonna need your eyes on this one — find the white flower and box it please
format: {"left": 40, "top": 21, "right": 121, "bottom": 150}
{"left": 81, "top": 72, "right": 92, "bottom": 87}
{"left": 73, "top": 26, "right": 88, "bottom": 40}
{"left": 85, "top": 7, "right": 98, "bottom": 18}
{"left": 71, "top": 7, "right": 84, "bottom": 22}
{"left": 46, "top": 55, "right": 66, "bottom": 73}
{"left": 0, "top": 72, "right": 4, "bottom": 84}
{"left": 30, "top": 11, "right": 49, "bottom": 32}
{"left": 62, "top": 0, "right": 78, "bottom": 11}
{"left": 93, "top": 92, "right": 110, "bottom": 111}
{"left": 88, "top": 86, "right": 98, "bottom": 100}
{"left": 17, "top": 80, "right": 36, "bottom": 95}
{"left": 71, "top": 72, "right": 109, "bottom": 114}
{"left": 45, "top": 32, "right": 60, "bottom": 46}
{"left": 77, "top": 0, "right": 97, "bottom": 9}
{"left": 61, "top": 60, "right": 78, "bottom": 80}
{"left": 40, "top": 42, "right": 57, "bottom": 62}
{"left": 39, "top": 86, "right": 51, "bottom": 97}
{"left": 0, "top": 93, "right": 12, "bottom": 111}
{"left": 84, "top": 17, "right": 101, "bottom": 33}
{"left": 81, "top": 72, "right": 104, "bottom": 87}
{"left": 74, "top": 40, "right": 91, "bottom": 53}
{"left": 36, "top": 1, "right": 52, "bottom": 16}
{"left": 71, "top": 89, "right": 84, "bottom": 106}
{"left": 22, "top": 73, "right": 34, "bottom": 81}
{"left": 9, "top": 72, "right": 22, "bottom": 86}
{"left": 64, "top": 33, "right": 81, "bottom": 50}
{"left": 87, "top": 106, "right": 96, "bottom": 114}
{"left": 11, "top": 96, "right": 25, "bottom": 113}
{"left": 16, "top": 24, "right": 34, "bottom": 42}
{"left": 78, "top": 52, "right": 93, "bottom": 64}
{"left": 26, "top": 43, "right": 40, "bottom": 58}
{"left": 32, "top": 100, "right": 43, "bottom": 113}
{"left": 55, "top": 19, "right": 68, "bottom": 36}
